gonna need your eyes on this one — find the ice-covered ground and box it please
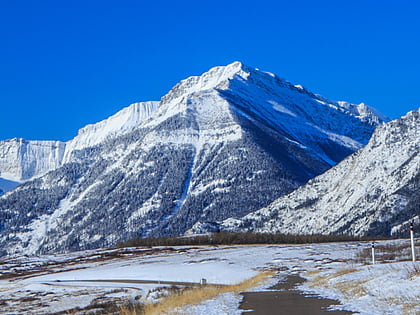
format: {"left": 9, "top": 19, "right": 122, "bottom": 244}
{"left": 0, "top": 239, "right": 418, "bottom": 314}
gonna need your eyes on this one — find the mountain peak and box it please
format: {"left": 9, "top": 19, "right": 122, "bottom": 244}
{"left": 204, "top": 60, "right": 250, "bottom": 76}
{"left": 160, "top": 61, "right": 251, "bottom": 104}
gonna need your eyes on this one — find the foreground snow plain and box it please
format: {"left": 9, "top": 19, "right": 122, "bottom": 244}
{"left": 0, "top": 239, "right": 419, "bottom": 314}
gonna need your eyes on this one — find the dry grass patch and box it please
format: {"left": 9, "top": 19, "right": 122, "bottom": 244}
{"left": 330, "top": 268, "right": 358, "bottom": 277}
{"left": 385, "top": 296, "right": 420, "bottom": 314}
{"left": 402, "top": 301, "right": 420, "bottom": 315}
{"left": 407, "top": 263, "right": 420, "bottom": 279}
{"left": 331, "top": 279, "right": 368, "bottom": 298}
{"left": 305, "top": 269, "right": 322, "bottom": 276}
{"left": 306, "top": 268, "right": 369, "bottom": 299}
{"left": 121, "top": 270, "right": 275, "bottom": 315}
{"left": 307, "top": 268, "right": 369, "bottom": 301}
{"left": 308, "top": 268, "right": 358, "bottom": 288}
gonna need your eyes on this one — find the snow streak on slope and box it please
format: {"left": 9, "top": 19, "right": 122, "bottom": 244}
{"left": 0, "top": 62, "right": 388, "bottom": 256}
{"left": 210, "top": 109, "right": 420, "bottom": 237}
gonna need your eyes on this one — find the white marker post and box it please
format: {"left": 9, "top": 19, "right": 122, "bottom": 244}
{"left": 410, "top": 222, "right": 416, "bottom": 262}
{"left": 371, "top": 241, "right": 375, "bottom": 265}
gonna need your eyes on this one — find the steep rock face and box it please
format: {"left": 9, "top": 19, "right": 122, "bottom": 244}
{"left": 206, "top": 109, "right": 419, "bottom": 237}
{"left": 0, "top": 139, "right": 65, "bottom": 182}
{"left": 0, "top": 62, "right": 386, "bottom": 256}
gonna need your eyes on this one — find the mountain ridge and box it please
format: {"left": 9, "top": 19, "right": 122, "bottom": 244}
{"left": 0, "top": 101, "right": 159, "bottom": 183}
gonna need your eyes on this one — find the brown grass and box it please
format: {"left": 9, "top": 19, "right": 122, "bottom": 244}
{"left": 332, "top": 279, "right": 368, "bottom": 298}
{"left": 304, "top": 269, "right": 322, "bottom": 277}
{"left": 308, "top": 268, "right": 368, "bottom": 301}
{"left": 401, "top": 302, "right": 420, "bottom": 315}
{"left": 308, "top": 268, "right": 358, "bottom": 288}
{"left": 406, "top": 263, "right": 420, "bottom": 279}
{"left": 385, "top": 295, "right": 420, "bottom": 314}
{"left": 307, "top": 268, "right": 371, "bottom": 301}
{"left": 120, "top": 270, "right": 275, "bottom": 315}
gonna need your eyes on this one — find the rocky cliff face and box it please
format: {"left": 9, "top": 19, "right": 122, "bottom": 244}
{"left": 0, "top": 139, "right": 65, "bottom": 182}
{"left": 0, "top": 62, "right": 386, "bottom": 256}
{"left": 201, "top": 109, "right": 419, "bottom": 237}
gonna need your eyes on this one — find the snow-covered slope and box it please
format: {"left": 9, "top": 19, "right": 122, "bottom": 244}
{"left": 0, "top": 62, "right": 387, "bottom": 256}
{"left": 62, "top": 101, "right": 159, "bottom": 162}
{"left": 206, "top": 109, "right": 419, "bottom": 237}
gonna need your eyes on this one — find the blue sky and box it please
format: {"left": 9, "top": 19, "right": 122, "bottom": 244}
{"left": 1, "top": 0, "right": 419, "bottom": 141}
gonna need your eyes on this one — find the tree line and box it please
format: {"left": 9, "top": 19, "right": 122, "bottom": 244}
{"left": 116, "top": 231, "right": 379, "bottom": 248}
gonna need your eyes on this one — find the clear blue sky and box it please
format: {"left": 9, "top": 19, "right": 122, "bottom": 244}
{"left": 1, "top": 0, "right": 419, "bottom": 141}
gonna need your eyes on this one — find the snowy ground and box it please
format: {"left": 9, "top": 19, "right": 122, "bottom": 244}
{"left": 0, "top": 239, "right": 419, "bottom": 314}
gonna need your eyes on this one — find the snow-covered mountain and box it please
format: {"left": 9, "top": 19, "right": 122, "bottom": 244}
{"left": 0, "top": 62, "right": 386, "bottom": 256}
{"left": 198, "top": 109, "right": 419, "bottom": 237}
{"left": 0, "top": 101, "right": 159, "bottom": 184}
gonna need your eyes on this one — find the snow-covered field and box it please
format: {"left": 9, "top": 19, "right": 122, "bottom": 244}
{"left": 0, "top": 239, "right": 419, "bottom": 314}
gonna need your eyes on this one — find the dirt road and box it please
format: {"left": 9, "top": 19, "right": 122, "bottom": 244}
{"left": 240, "top": 274, "right": 352, "bottom": 314}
